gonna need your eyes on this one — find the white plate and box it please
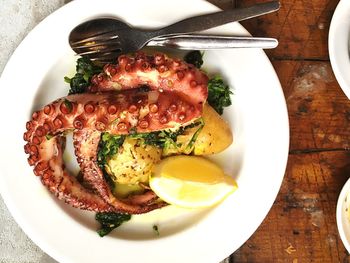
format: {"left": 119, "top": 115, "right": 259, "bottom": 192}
{"left": 0, "top": 0, "right": 289, "bottom": 262}
{"left": 329, "top": 0, "right": 350, "bottom": 99}
{"left": 337, "top": 177, "right": 350, "bottom": 253}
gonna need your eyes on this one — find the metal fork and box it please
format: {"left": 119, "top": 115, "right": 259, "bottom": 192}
{"left": 69, "top": 1, "right": 280, "bottom": 63}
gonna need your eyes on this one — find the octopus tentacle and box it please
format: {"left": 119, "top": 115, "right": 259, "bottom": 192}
{"left": 124, "top": 191, "right": 160, "bottom": 205}
{"left": 24, "top": 91, "right": 194, "bottom": 213}
{"left": 25, "top": 91, "right": 201, "bottom": 140}
{"left": 73, "top": 129, "right": 113, "bottom": 203}
{"left": 24, "top": 53, "right": 209, "bottom": 214}
{"left": 32, "top": 135, "right": 114, "bottom": 212}
{"left": 73, "top": 129, "right": 166, "bottom": 213}
{"left": 89, "top": 52, "right": 208, "bottom": 107}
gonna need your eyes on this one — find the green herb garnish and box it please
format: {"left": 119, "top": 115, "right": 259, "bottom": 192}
{"left": 97, "top": 133, "right": 125, "bottom": 167}
{"left": 184, "top": 50, "right": 204, "bottom": 69}
{"left": 95, "top": 212, "right": 131, "bottom": 237}
{"left": 45, "top": 134, "right": 53, "bottom": 140}
{"left": 130, "top": 132, "right": 164, "bottom": 148}
{"left": 207, "top": 76, "right": 232, "bottom": 115}
{"left": 185, "top": 118, "right": 205, "bottom": 151}
{"left": 65, "top": 57, "right": 102, "bottom": 95}
{"left": 129, "top": 119, "right": 202, "bottom": 151}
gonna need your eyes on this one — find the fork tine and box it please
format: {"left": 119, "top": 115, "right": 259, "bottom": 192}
{"left": 90, "top": 57, "right": 117, "bottom": 64}
{"left": 70, "top": 31, "right": 119, "bottom": 47}
{"left": 70, "top": 36, "right": 119, "bottom": 48}
{"left": 77, "top": 49, "right": 104, "bottom": 56}
{"left": 72, "top": 39, "right": 121, "bottom": 50}
{"left": 88, "top": 51, "right": 122, "bottom": 62}
{"left": 77, "top": 46, "right": 122, "bottom": 56}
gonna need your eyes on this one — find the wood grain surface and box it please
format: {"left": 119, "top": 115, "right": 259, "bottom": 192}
{"left": 206, "top": 0, "right": 350, "bottom": 262}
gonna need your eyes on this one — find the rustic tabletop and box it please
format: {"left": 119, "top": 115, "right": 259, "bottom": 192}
{"left": 231, "top": 0, "right": 350, "bottom": 262}
{"left": 0, "top": 0, "right": 348, "bottom": 262}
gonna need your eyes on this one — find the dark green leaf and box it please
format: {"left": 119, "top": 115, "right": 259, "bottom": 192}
{"left": 76, "top": 57, "right": 102, "bottom": 76}
{"left": 207, "top": 76, "right": 232, "bottom": 115}
{"left": 65, "top": 57, "right": 102, "bottom": 95}
{"left": 95, "top": 212, "right": 131, "bottom": 237}
{"left": 67, "top": 73, "right": 89, "bottom": 94}
{"left": 184, "top": 50, "right": 204, "bottom": 69}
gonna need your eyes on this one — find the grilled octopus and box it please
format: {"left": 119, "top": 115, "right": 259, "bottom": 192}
{"left": 23, "top": 52, "right": 208, "bottom": 214}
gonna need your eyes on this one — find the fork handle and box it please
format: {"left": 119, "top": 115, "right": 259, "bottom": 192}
{"left": 147, "top": 1, "right": 280, "bottom": 38}
{"left": 148, "top": 35, "right": 278, "bottom": 49}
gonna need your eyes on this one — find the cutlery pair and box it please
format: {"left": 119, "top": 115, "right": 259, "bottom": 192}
{"left": 69, "top": 1, "right": 280, "bottom": 63}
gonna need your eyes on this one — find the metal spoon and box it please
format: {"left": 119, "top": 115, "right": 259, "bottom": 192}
{"left": 69, "top": 1, "right": 280, "bottom": 62}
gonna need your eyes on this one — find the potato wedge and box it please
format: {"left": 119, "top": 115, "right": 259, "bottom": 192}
{"left": 193, "top": 104, "right": 233, "bottom": 155}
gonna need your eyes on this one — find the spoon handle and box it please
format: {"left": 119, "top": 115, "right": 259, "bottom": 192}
{"left": 148, "top": 1, "right": 280, "bottom": 38}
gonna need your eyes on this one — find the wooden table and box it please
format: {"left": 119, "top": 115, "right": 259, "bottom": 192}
{"left": 208, "top": 0, "right": 350, "bottom": 262}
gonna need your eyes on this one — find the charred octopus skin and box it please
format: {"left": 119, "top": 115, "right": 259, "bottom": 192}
{"left": 90, "top": 52, "right": 208, "bottom": 106}
{"left": 23, "top": 52, "right": 209, "bottom": 214}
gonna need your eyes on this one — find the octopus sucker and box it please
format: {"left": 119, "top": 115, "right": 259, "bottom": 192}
{"left": 24, "top": 52, "right": 209, "bottom": 214}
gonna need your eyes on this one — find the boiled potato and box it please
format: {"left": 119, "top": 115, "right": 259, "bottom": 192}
{"left": 113, "top": 183, "right": 145, "bottom": 198}
{"left": 164, "top": 104, "right": 233, "bottom": 156}
{"left": 105, "top": 137, "right": 162, "bottom": 185}
{"left": 193, "top": 104, "right": 233, "bottom": 155}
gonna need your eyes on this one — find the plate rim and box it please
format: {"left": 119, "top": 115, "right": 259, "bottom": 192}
{"left": 0, "top": 0, "right": 290, "bottom": 262}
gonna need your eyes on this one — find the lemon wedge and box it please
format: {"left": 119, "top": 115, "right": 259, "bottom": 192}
{"left": 149, "top": 156, "right": 237, "bottom": 208}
